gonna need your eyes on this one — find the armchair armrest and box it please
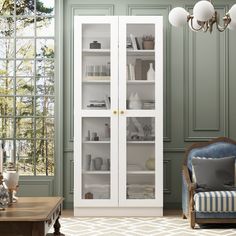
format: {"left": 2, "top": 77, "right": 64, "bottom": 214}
{"left": 182, "top": 165, "right": 196, "bottom": 192}
{"left": 182, "top": 165, "right": 197, "bottom": 218}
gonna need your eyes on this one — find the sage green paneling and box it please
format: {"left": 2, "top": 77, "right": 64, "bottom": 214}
{"left": 63, "top": 152, "right": 74, "bottom": 208}
{"left": 63, "top": 0, "right": 236, "bottom": 208}
{"left": 184, "top": 5, "right": 228, "bottom": 141}
{"left": 18, "top": 177, "right": 54, "bottom": 197}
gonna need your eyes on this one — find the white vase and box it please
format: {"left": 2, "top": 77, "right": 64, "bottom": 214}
{"left": 129, "top": 92, "right": 142, "bottom": 109}
{"left": 3, "top": 171, "right": 19, "bottom": 190}
{"left": 147, "top": 63, "right": 155, "bottom": 80}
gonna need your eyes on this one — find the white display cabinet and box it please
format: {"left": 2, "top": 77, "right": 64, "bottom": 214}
{"left": 74, "top": 16, "right": 163, "bottom": 216}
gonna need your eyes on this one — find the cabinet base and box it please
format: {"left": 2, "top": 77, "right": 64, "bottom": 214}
{"left": 74, "top": 207, "right": 163, "bottom": 217}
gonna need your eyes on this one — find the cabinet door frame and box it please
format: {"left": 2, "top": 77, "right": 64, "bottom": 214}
{"left": 118, "top": 16, "right": 163, "bottom": 207}
{"left": 74, "top": 16, "right": 119, "bottom": 207}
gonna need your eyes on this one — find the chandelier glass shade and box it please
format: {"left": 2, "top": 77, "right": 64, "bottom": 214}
{"left": 168, "top": 0, "right": 236, "bottom": 33}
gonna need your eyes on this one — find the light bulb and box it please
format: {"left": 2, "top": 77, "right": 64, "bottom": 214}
{"left": 193, "top": 0, "right": 215, "bottom": 22}
{"left": 229, "top": 4, "right": 236, "bottom": 22}
{"left": 169, "top": 7, "right": 189, "bottom": 27}
{"left": 189, "top": 18, "right": 202, "bottom": 31}
{"left": 228, "top": 19, "right": 236, "bottom": 30}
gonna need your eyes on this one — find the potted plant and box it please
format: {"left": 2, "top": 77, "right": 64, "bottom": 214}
{"left": 142, "top": 35, "right": 155, "bottom": 50}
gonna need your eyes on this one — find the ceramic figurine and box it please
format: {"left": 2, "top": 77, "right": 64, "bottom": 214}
{"left": 146, "top": 158, "right": 155, "bottom": 170}
{"left": 104, "top": 123, "right": 110, "bottom": 139}
{"left": 89, "top": 41, "right": 101, "bottom": 49}
{"left": 128, "top": 117, "right": 144, "bottom": 140}
{"left": 128, "top": 92, "right": 142, "bottom": 109}
{"left": 85, "top": 192, "right": 93, "bottom": 199}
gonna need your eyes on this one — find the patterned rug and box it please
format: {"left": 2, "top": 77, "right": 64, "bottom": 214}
{"left": 49, "top": 217, "right": 236, "bottom": 236}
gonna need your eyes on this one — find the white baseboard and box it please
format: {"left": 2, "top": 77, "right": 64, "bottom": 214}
{"left": 74, "top": 207, "right": 163, "bottom": 217}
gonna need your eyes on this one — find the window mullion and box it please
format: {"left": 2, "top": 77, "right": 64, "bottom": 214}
{"left": 34, "top": 0, "right": 37, "bottom": 176}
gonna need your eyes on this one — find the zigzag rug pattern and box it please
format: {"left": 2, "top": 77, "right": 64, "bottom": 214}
{"left": 49, "top": 217, "right": 236, "bottom": 236}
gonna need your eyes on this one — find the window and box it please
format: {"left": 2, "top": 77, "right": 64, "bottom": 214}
{"left": 0, "top": 0, "right": 55, "bottom": 176}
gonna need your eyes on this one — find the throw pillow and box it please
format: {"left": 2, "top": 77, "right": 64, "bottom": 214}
{"left": 192, "top": 156, "right": 236, "bottom": 191}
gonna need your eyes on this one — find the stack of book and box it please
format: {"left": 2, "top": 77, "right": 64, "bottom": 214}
{"left": 143, "top": 100, "right": 155, "bottom": 110}
{"left": 87, "top": 95, "right": 110, "bottom": 109}
{"left": 87, "top": 100, "right": 106, "bottom": 109}
{"left": 126, "top": 38, "right": 132, "bottom": 49}
{"left": 129, "top": 34, "right": 141, "bottom": 50}
{"left": 127, "top": 184, "right": 155, "bottom": 199}
{"left": 127, "top": 64, "right": 135, "bottom": 80}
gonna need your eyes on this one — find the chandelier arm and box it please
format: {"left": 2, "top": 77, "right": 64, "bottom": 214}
{"left": 216, "top": 16, "right": 231, "bottom": 32}
{"left": 203, "top": 22, "right": 209, "bottom": 32}
{"left": 189, "top": 17, "right": 204, "bottom": 31}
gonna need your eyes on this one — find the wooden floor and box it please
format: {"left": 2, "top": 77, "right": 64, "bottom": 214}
{"left": 61, "top": 209, "right": 182, "bottom": 218}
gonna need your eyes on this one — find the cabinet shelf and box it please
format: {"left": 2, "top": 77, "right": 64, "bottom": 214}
{"left": 83, "top": 49, "right": 110, "bottom": 55}
{"left": 127, "top": 171, "right": 155, "bottom": 175}
{"left": 83, "top": 171, "right": 110, "bottom": 175}
{"left": 83, "top": 141, "right": 110, "bottom": 144}
{"left": 127, "top": 80, "right": 155, "bottom": 84}
{"left": 127, "top": 141, "right": 155, "bottom": 144}
{"left": 127, "top": 49, "right": 155, "bottom": 56}
{"left": 83, "top": 79, "right": 111, "bottom": 84}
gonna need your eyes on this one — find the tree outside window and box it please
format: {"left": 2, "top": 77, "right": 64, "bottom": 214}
{"left": 0, "top": 0, "right": 55, "bottom": 176}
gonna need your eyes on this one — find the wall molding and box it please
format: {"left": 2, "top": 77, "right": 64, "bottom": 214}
{"left": 184, "top": 4, "right": 229, "bottom": 142}
{"left": 192, "top": 30, "right": 221, "bottom": 132}
{"left": 19, "top": 177, "right": 54, "bottom": 196}
{"left": 164, "top": 160, "right": 171, "bottom": 194}
{"left": 164, "top": 148, "right": 185, "bottom": 153}
{"left": 72, "top": 4, "right": 114, "bottom": 16}
{"left": 69, "top": 160, "right": 74, "bottom": 194}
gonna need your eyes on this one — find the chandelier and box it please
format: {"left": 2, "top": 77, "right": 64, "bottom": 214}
{"left": 168, "top": 0, "right": 236, "bottom": 33}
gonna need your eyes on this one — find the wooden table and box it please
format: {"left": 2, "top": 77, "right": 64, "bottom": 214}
{"left": 0, "top": 197, "right": 64, "bottom": 236}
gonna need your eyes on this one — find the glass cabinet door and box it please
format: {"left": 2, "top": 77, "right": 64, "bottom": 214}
{"left": 74, "top": 16, "right": 118, "bottom": 207}
{"left": 119, "top": 16, "right": 163, "bottom": 207}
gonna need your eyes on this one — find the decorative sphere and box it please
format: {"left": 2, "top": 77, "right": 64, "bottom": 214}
{"left": 169, "top": 7, "right": 189, "bottom": 27}
{"left": 228, "top": 19, "right": 236, "bottom": 30}
{"left": 146, "top": 158, "right": 155, "bottom": 170}
{"left": 193, "top": 0, "right": 215, "bottom": 22}
{"left": 229, "top": 4, "right": 236, "bottom": 22}
{"left": 188, "top": 17, "right": 202, "bottom": 31}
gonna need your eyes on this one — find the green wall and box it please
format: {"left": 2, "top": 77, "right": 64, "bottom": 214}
{"left": 63, "top": 0, "right": 236, "bottom": 208}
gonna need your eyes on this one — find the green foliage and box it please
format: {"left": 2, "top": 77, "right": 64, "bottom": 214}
{"left": 0, "top": 0, "right": 14, "bottom": 15}
{"left": 36, "top": 0, "right": 53, "bottom": 15}
{"left": 0, "top": 0, "right": 55, "bottom": 176}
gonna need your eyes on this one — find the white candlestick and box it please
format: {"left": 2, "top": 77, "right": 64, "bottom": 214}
{"left": 10, "top": 150, "right": 14, "bottom": 163}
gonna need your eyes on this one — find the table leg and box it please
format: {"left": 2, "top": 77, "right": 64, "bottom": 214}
{"left": 46, "top": 216, "right": 65, "bottom": 236}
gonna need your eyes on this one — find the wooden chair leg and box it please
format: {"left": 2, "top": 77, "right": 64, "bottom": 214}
{"left": 190, "top": 211, "right": 195, "bottom": 229}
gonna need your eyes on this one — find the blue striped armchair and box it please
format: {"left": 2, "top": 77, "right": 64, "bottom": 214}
{"left": 182, "top": 137, "right": 236, "bottom": 228}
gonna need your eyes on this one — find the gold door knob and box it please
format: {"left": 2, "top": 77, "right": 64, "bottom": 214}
{"left": 120, "top": 110, "right": 124, "bottom": 114}
{"left": 113, "top": 110, "right": 117, "bottom": 115}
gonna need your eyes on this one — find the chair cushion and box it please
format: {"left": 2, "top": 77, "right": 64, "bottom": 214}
{"left": 192, "top": 156, "right": 235, "bottom": 191}
{"left": 194, "top": 191, "right": 236, "bottom": 212}
{"left": 187, "top": 142, "right": 236, "bottom": 173}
